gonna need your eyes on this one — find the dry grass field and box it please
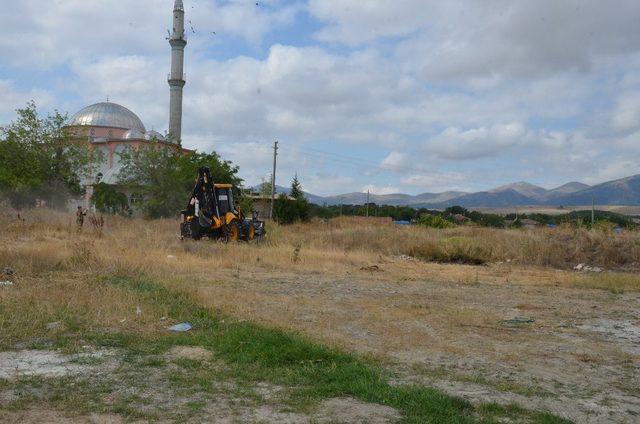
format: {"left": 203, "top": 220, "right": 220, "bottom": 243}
{"left": 1, "top": 209, "right": 639, "bottom": 423}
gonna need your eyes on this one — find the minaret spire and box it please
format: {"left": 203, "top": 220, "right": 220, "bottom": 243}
{"left": 168, "top": 0, "right": 186, "bottom": 144}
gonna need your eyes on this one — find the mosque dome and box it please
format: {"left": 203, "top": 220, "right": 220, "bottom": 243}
{"left": 68, "top": 102, "right": 146, "bottom": 133}
{"left": 123, "top": 129, "right": 146, "bottom": 140}
{"left": 144, "top": 130, "right": 166, "bottom": 141}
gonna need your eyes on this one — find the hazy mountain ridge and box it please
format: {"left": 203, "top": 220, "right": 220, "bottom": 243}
{"left": 254, "top": 174, "right": 640, "bottom": 208}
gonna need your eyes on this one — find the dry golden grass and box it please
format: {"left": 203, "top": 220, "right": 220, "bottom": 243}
{"left": 1, "top": 208, "right": 639, "bottom": 421}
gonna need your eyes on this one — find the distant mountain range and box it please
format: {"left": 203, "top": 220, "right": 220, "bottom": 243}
{"left": 255, "top": 174, "right": 640, "bottom": 208}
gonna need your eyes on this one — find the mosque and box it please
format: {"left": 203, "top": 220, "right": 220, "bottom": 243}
{"left": 64, "top": 0, "right": 190, "bottom": 203}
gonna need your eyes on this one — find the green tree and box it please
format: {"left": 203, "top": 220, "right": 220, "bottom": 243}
{"left": 444, "top": 206, "right": 469, "bottom": 216}
{"left": 290, "top": 173, "right": 304, "bottom": 200}
{"left": 273, "top": 176, "right": 311, "bottom": 224}
{"left": 117, "top": 145, "right": 241, "bottom": 218}
{"left": 0, "top": 101, "right": 96, "bottom": 208}
{"left": 91, "top": 183, "right": 129, "bottom": 214}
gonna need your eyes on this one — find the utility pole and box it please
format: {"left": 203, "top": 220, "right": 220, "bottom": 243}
{"left": 269, "top": 141, "right": 278, "bottom": 220}
{"left": 366, "top": 190, "right": 370, "bottom": 217}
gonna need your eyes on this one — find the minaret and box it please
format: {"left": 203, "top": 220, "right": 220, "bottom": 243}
{"left": 168, "top": 0, "right": 186, "bottom": 144}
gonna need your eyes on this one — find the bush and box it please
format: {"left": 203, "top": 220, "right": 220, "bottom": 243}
{"left": 408, "top": 238, "right": 490, "bottom": 265}
{"left": 274, "top": 176, "right": 311, "bottom": 225}
{"left": 418, "top": 214, "right": 455, "bottom": 229}
{"left": 274, "top": 194, "right": 311, "bottom": 225}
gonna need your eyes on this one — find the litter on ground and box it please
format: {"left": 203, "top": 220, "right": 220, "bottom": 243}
{"left": 500, "top": 316, "right": 535, "bottom": 327}
{"left": 168, "top": 322, "right": 193, "bottom": 332}
{"left": 574, "top": 264, "right": 603, "bottom": 273}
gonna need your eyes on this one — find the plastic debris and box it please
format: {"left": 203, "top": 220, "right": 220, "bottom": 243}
{"left": 500, "top": 316, "right": 535, "bottom": 327}
{"left": 136, "top": 306, "right": 142, "bottom": 316}
{"left": 167, "top": 255, "right": 177, "bottom": 260}
{"left": 0, "top": 281, "right": 13, "bottom": 287}
{"left": 394, "top": 255, "right": 415, "bottom": 261}
{"left": 168, "top": 322, "right": 192, "bottom": 332}
{"left": 574, "top": 264, "right": 603, "bottom": 273}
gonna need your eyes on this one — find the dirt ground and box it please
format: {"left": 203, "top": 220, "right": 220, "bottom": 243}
{"left": 190, "top": 259, "right": 640, "bottom": 424}
{"left": 0, "top": 347, "right": 402, "bottom": 424}
{"left": 2, "top": 213, "right": 639, "bottom": 422}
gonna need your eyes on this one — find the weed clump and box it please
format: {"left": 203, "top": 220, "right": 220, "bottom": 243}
{"left": 408, "top": 238, "right": 490, "bottom": 265}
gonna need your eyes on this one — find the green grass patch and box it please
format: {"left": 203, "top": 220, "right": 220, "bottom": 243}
{"left": 83, "top": 275, "right": 570, "bottom": 424}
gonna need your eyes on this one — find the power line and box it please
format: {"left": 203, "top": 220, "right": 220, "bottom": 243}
{"left": 287, "top": 144, "right": 436, "bottom": 176}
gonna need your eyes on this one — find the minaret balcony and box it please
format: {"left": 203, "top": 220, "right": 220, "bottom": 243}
{"left": 168, "top": 73, "right": 187, "bottom": 86}
{"left": 169, "top": 37, "right": 187, "bottom": 47}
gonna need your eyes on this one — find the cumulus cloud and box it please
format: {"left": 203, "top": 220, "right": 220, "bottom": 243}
{"left": 2, "top": 0, "right": 640, "bottom": 194}
{"left": 310, "top": 1, "right": 640, "bottom": 80}
{"left": 361, "top": 184, "right": 401, "bottom": 195}
{"left": 0, "top": 80, "right": 55, "bottom": 125}
{"left": 424, "top": 122, "right": 527, "bottom": 160}
{"left": 611, "top": 91, "right": 640, "bottom": 135}
{"left": 401, "top": 172, "right": 467, "bottom": 190}
{"left": 380, "top": 151, "right": 409, "bottom": 170}
{"left": 0, "top": 0, "right": 300, "bottom": 67}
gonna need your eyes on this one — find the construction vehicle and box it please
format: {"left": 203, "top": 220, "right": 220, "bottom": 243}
{"left": 180, "top": 167, "right": 265, "bottom": 241}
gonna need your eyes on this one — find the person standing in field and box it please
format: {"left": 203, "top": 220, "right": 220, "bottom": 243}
{"left": 76, "top": 206, "right": 88, "bottom": 232}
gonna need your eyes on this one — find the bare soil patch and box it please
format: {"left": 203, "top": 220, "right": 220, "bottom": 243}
{"left": 0, "top": 349, "right": 116, "bottom": 379}
{"left": 164, "top": 346, "right": 213, "bottom": 361}
{"left": 192, "top": 261, "right": 640, "bottom": 423}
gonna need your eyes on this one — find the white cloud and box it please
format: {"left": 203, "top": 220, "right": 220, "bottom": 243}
{"left": 380, "top": 151, "right": 409, "bottom": 170}
{"left": 612, "top": 91, "right": 640, "bottom": 135}
{"left": 3, "top": 0, "right": 640, "bottom": 195}
{"left": 0, "top": 0, "right": 301, "bottom": 67}
{"left": 308, "top": 0, "right": 435, "bottom": 46}
{"left": 401, "top": 173, "right": 467, "bottom": 191}
{"left": 303, "top": 174, "right": 358, "bottom": 196}
{"left": 0, "top": 80, "right": 55, "bottom": 125}
{"left": 424, "top": 122, "right": 527, "bottom": 160}
{"left": 361, "top": 184, "right": 401, "bottom": 195}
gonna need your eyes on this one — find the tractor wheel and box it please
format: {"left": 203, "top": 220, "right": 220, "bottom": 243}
{"left": 225, "top": 220, "right": 241, "bottom": 243}
{"left": 190, "top": 219, "right": 202, "bottom": 240}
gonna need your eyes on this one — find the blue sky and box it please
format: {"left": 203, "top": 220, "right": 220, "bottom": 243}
{"left": 1, "top": 0, "right": 639, "bottom": 196}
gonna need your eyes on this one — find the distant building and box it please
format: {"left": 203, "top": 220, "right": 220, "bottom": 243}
{"left": 65, "top": 102, "right": 191, "bottom": 206}
{"left": 451, "top": 214, "right": 470, "bottom": 224}
{"left": 245, "top": 193, "right": 295, "bottom": 219}
{"left": 63, "top": 0, "right": 190, "bottom": 208}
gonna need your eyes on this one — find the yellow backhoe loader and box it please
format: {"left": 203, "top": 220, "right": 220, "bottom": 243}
{"left": 180, "top": 167, "right": 265, "bottom": 241}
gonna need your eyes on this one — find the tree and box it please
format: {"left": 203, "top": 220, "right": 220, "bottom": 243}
{"left": 290, "top": 173, "right": 303, "bottom": 200}
{"left": 274, "top": 175, "right": 310, "bottom": 224}
{"left": 91, "top": 183, "right": 129, "bottom": 214}
{"left": 444, "top": 206, "right": 469, "bottom": 216}
{"left": 0, "top": 101, "right": 96, "bottom": 208}
{"left": 117, "top": 145, "right": 241, "bottom": 218}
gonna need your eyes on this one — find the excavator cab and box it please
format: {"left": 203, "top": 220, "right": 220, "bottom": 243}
{"left": 180, "top": 167, "right": 265, "bottom": 241}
